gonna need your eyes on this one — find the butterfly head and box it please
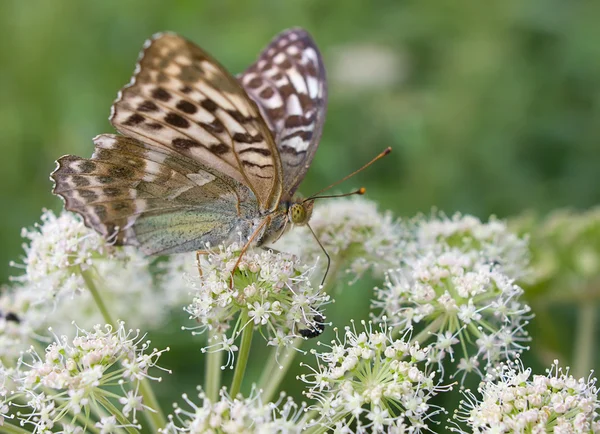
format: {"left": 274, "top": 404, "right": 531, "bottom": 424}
{"left": 288, "top": 199, "right": 314, "bottom": 226}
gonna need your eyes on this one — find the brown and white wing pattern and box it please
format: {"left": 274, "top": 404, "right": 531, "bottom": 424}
{"left": 51, "top": 134, "right": 259, "bottom": 255}
{"left": 111, "top": 33, "right": 283, "bottom": 211}
{"left": 239, "top": 28, "right": 327, "bottom": 197}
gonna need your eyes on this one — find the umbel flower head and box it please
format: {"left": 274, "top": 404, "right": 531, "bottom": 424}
{"left": 451, "top": 359, "right": 600, "bottom": 433}
{"left": 275, "top": 197, "right": 402, "bottom": 284}
{"left": 184, "top": 244, "right": 329, "bottom": 358}
{"left": 414, "top": 212, "right": 530, "bottom": 281}
{"left": 373, "top": 248, "right": 531, "bottom": 380}
{"left": 161, "top": 387, "right": 306, "bottom": 433}
{"left": 7, "top": 322, "right": 169, "bottom": 432}
{"left": 6, "top": 210, "right": 187, "bottom": 337}
{"left": 299, "top": 320, "right": 451, "bottom": 433}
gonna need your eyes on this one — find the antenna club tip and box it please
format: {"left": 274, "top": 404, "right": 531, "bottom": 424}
{"left": 383, "top": 147, "right": 392, "bottom": 155}
{"left": 358, "top": 187, "right": 366, "bottom": 195}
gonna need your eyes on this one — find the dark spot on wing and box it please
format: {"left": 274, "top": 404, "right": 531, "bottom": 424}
{"left": 200, "top": 98, "right": 218, "bottom": 113}
{"left": 71, "top": 175, "right": 90, "bottom": 187}
{"left": 152, "top": 87, "right": 172, "bottom": 102}
{"left": 232, "top": 132, "right": 263, "bottom": 144}
{"left": 78, "top": 161, "right": 97, "bottom": 173}
{"left": 138, "top": 100, "right": 159, "bottom": 112}
{"left": 165, "top": 113, "right": 190, "bottom": 128}
{"left": 79, "top": 189, "right": 98, "bottom": 201}
{"left": 146, "top": 122, "right": 164, "bottom": 130}
{"left": 172, "top": 138, "right": 200, "bottom": 149}
{"left": 247, "top": 77, "right": 263, "bottom": 89}
{"left": 123, "top": 113, "right": 145, "bottom": 126}
{"left": 210, "top": 143, "right": 229, "bottom": 155}
{"left": 259, "top": 87, "right": 275, "bottom": 99}
{"left": 176, "top": 100, "right": 197, "bottom": 114}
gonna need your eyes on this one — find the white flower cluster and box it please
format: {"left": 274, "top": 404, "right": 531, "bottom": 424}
{"left": 300, "top": 321, "right": 450, "bottom": 433}
{"left": 5, "top": 322, "right": 168, "bottom": 432}
{"left": 373, "top": 214, "right": 531, "bottom": 380}
{"left": 3, "top": 210, "right": 188, "bottom": 346}
{"left": 162, "top": 387, "right": 305, "bottom": 433}
{"left": 415, "top": 212, "right": 530, "bottom": 280}
{"left": 184, "top": 244, "right": 329, "bottom": 355}
{"left": 276, "top": 197, "right": 401, "bottom": 283}
{"left": 452, "top": 360, "right": 600, "bottom": 433}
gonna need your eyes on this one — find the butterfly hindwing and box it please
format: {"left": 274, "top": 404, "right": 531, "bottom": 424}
{"left": 110, "top": 32, "right": 283, "bottom": 211}
{"left": 51, "top": 134, "right": 259, "bottom": 255}
{"left": 239, "top": 28, "right": 327, "bottom": 197}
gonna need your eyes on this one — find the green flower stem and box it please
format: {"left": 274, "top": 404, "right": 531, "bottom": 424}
{"left": 138, "top": 378, "right": 167, "bottom": 430}
{"left": 80, "top": 265, "right": 167, "bottom": 430}
{"left": 79, "top": 265, "right": 115, "bottom": 327}
{"left": 97, "top": 395, "right": 139, "bottom": 434}
{"left": 205, "top": 330, "right": 223, "bottom": 402}
{"left": 229, "top": 310, "right": 254, "bottom": 398}
{"left": 573, "top": 300, "right": 597, "bottom": 378}
{"left": 258, "top": 337, "right": 303, "bottom": 402}
{"left": 406, "top": 315, "right": 445, "bottom": 346}
{"left": 1, "top": 423, "right": 32, "bottom": 434}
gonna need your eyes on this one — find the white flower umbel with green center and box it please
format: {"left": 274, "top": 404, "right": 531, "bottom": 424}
{"left": 373, "top": 248, "right": 531, "bottom": 381}
{"left": 185, "top": 243, "right": 329, "bottom": 356}
{"left": 450, "top": 359, "right": 600, "bottom": 433}
{"left": 414, "top": 213, "right": 530, "bottom": 280}
{"left": 373, "top": 248, "right": 530, "bottom": 382}
{"left": 275, "top": 197, "right": 402, "bottom": 284}
{"left": 299, "top": 321, "right": 451, "bottom": 433}
{"left": 5, "top": 322, "right": 169, "bottom": 433}
{"left": 161, "top": 387, "right": 306, "bottom": 433}
{"left": 7, "top": 210, "right": 184, "bottom": 336}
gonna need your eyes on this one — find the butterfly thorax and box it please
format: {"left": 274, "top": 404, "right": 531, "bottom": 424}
{"left": 255, "top": 197, "right": 314, "bottom": 247}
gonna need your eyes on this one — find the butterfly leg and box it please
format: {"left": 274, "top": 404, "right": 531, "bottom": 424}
{"left": 228, "top": 216, "right": 272, "bottom": 288}
{"left": 196, "top": 250, "right": 210, "bottom": 278}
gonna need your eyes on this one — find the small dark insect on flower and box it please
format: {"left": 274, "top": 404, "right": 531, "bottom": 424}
{"left": 299, "top": 314, "right": 325, "bottom": 338}
{"left": 1, "top": 310, "right": 20, "bottom": 323}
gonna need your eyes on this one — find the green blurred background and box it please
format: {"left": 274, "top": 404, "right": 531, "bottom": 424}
{"left": 1, "top": 0, "right": 599, "bottom": 423}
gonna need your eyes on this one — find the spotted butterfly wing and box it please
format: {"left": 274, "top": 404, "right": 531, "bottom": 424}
{"left": 51, "top": 32, "right": 288, "bottom": 254}
{"left": 239, "top": 28, "right": 327, "bottom": 198}
{"left": 110, "top": 32, "right": 283, "bottom": 211}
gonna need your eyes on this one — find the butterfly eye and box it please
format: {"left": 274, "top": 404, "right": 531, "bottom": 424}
{"left": 289, "top": 203, "right": 307, "bottom": 225}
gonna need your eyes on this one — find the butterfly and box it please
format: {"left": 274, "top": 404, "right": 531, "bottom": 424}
{"left": 51, "top": 28, "right": 328, "bottom": 259}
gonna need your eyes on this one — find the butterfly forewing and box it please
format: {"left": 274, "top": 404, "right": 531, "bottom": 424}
{"left": 52, "top": 134, "right": 258, "bottom": 255}
{"left": 239, "top": 28, "right": 327, "bottom": 197}
{"left": 110, "top": 32, "right": 283, "bottom": 211}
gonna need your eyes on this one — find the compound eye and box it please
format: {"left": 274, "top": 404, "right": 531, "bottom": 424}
{"left": 290, "top": 204, "right": 306, "bottom": 224}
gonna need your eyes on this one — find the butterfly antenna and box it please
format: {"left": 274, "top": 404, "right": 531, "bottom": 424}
{"left": 307, "top": 223, "right": 331, "bottom": 287}
{"left": 306, "top": 147, "right": 392, "bottom": 200}
{"left": 307, "top": 187, "right": 366, "bottom": 201}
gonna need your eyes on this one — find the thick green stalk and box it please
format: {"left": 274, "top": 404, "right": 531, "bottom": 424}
{"left": 205, "top": 329, "right": 224, "bottom": 401}
{"left": 258, "top": 337, "right": 303, "bottom": 402}
{"left": 573, "top": 301, "right": 597, "bottom": 377}
{"left": 229, "top": 311, "right": 254, "bottom": 397}
{"left": 1, "top": 423, "right": 32, "bottom": 434}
